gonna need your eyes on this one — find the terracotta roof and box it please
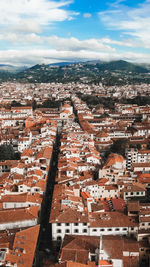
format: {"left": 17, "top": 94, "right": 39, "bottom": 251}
{"left": 62, "top": 104, "right": 72, "bottom": 108}
{"left": 122, "top": 183, "right": 146, "bottom": 193}
{"left": 1, "top": 193, "right": 28, "bottom": 203}
{"left": 133, "top": 163, "right": 150, "bottom": 168}
{"left": 91, "top": 203, "right": 105, "bottom": 212}
{"left": 5, "top": 225, "right": 40, "bottom": 267}
{"left": 98, "top": 178, "right": 109, "bottom": 186}
{"left": 138, "top": 149, "right": 150, "bottom": 154}
{"left": 21, "top": 149, "right": 34, "bottom": 157}
{"left": 96, "top": 132, "right": 109, "bottom": 137}
{"left": 99, "top": 260, "right": 112, "bottom": 267}
{"left": 60, "top": 235, "right": 99, "bottom": 264}
{"left": 0, "top": 208, "right": 37, "bottom": 224}
{"left": 104, "top": 154, "right": 125, "bottom": 169}
{"left": 138, "top": 173, "right": 150, "bottom": 184}
{"left": 102, "top": 235, "right": 139, "bottom": 260}
{"left": 11, "top": 106, "right": 32, "bottom": 110}
{"left": 111, "top": 198, "right": 126, "bottom": 212}
{"left": 50, "top": 209, "right": 88, "bottom": 223}
{"left": 81, "top": 192, "right": 93, "bottom": 200}
{"left": 128, "top": 201, "right": 140, "bottom": 212}
{"left": 89, "top": 212, "right": 138, "bottom": 228}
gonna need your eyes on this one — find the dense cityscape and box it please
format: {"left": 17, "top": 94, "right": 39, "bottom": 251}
{"left": 1, "top": 0, "right": 150, "bottom": 266}
{"left": 0, "top": 80, "right": 149, "bottom": 266}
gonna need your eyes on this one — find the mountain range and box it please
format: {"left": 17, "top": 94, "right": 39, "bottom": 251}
{"left": 0, "top": 60, "right": 150, "bottom": 85}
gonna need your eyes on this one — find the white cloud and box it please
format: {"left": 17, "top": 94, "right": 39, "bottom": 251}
{"left": 0, "top": 33, "right": 43, "bottom": 44}
{"left": 0, "top": 33, "right": 115, "bottom": 52}
{"left": 0, "top": 32, "right": 149, "bottom": 66}
{"left": 46, "top": 36, "right": 115, "bottom": 52}
{"left": 0, "top": 0, "right": 75, "bottom": 34}
{"left": 109, "top": 0, "right": 127, "bottom": 8}
{"left": 99, "top": 0, "right": 150, "bottom": 49}
{"left": 1, "top": 0, "right": 150, "bottom": 65}
{"left": 0, "top": 49, "right": 116, "bottom": 67}
{"left": 0, "top": 47, "right": 150, "bottom": 67}
{"left": 83, "top": 13, "right": 91, "bottom": 18}
{"left": 101, "top": 37, "right": 134, "bottom": 47}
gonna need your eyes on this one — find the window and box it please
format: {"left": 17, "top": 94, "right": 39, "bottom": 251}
{"left": 74, "top": 223, "right": 78, "bottom": 226}
{"left": 108, "top": 228, "right": 112, "bottom": 231}
{"left": 123, "top": 228, "right": 127, "bottom": 231}
{"left": 136, "top": 192, "right": 139, "bottom": 195}
{"left": 92, "top": 229, "right": 97, "bottom": 232}
{"left": 100, "top": 229, "right": 105, "bottom": 232}
{"left": 65, "top": 229, "right": 70, "bottom": 233}
{"left": 57, "top": 223, "right": 61, "bottom": 226}
{"left": 83, "top": 223, "right": 87, "bottom": 226}
{"left": 57, "top": 229, "right": 61, "bottom": 233}
{"left": 65, "top": 223, "right": 70, "bottom": 226}
{"left": 83, "top": 229, "right": 87, "bottom": 233}
{"left": 91, "top": 255, "right": 96, "bottom": 261}
{"left": 115, "top": 228, "right": 120, "bottom": 231}
{"left": 35, "top": 188, "right": 40, "bottom": 192}
{"left": 130, "top": 192, "right": 133, "bottom": 195}
{"left": 74, "top": 229, "right": 79, "bottom": 233}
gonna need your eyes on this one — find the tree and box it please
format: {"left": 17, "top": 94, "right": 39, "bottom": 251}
{"left": 137, "top": 144, "right": 141, "bottom": 150}
{"left": 38, "top": 99, "right": 61, "bottom": 109}
{"left": 11, "top": 100, "right": 22, "bottom": 107}
{"left": 109, "top": 138, "right": 129, "bottom": 157}
{"left": 147, "top": 143, "right": 150, "bottom": 150}
{"left": 0, "top": 145, "right": 20, "bottom": 160}
{"left": 32, "top": 99, "right": 37, "bottom": 110}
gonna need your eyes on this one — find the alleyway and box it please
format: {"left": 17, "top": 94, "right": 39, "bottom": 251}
{"left": 35, "top": 130, "right": 61, "bottom": 267}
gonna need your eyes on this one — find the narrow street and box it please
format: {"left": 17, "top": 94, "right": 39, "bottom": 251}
{"left": 35, "top": 130, "right": 61, "bottom": 267}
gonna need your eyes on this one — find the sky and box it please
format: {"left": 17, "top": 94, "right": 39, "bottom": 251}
{"left": 1, "top": 0, "right": 150, "bottom": 66}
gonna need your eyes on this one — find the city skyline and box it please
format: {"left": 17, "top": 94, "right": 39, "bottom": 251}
{"left": 1, "top": 0, "right": 150, "bottom": 66}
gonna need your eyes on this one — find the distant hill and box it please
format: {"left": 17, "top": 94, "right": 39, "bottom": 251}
{"left": 0, "top": 64, "right": 28, "bottom": 73}
{"left": 95, "top": 60, "right": 148, "bottom": 73}
{"left": 15, "top": 60, "right": 149, "bottom": 84}
{"left": 0, "top": 60, "right": 149, "bottom": 85}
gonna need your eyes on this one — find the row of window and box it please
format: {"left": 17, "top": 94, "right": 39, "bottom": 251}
{"left": 92, "top": 227, "right": 128, "bottom": 232}
{"left": 57, "top": 227, "right": 130, "bottom": 233}
{"left": 141, "top": 222, "right": 150, "bottom": 226}
{"left": 57, "top": 229, "right": 87, "bottom": 233}
{"left": 56, "top": 222, "right": 87, "bottom": 226}
{"left": 125, "top": 192, "right": 144, "bottom": 195}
